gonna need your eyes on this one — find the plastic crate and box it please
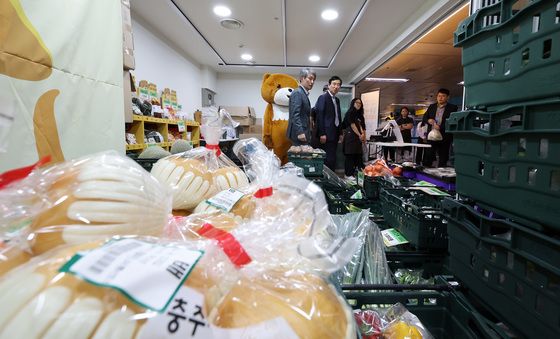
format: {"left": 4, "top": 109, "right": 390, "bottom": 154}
{"left": 446, "top": 98, "right": 560, "bottom": 230}
{"left": 455, "top": 0, "right": 560, "bottom": 108}
{"left": 380, "top": 188, "right": 447, "bottom": 250}
{"left": 287, "top": 152, "right": 325, "bottom": 177}
{"left": 415, "top": 169, "right": 456, "bottom": 191}
{"left": 324, "top": 191, "right": 383, "bottom": 218}
{"left": 386, "top": 250, "right": 449, "bottom": 279}
{"left": 363, "top": 175, "right": 416, "bottom": 199}
{"left": 442, "top": 197, "right": 560, "bottom": 339}
{"left": 455, "top": 0, "right": 560, "bottom": 109}
{"left": 344, "top": 282, "right": 511, "bottom": 339}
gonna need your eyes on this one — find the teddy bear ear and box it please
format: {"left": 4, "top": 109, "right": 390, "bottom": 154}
{"left": 262, "top": 73, "right": 271, "bottom": 81}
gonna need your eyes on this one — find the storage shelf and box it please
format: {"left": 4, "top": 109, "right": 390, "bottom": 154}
{"left": 126, "top": 115, "right": 200, "bottom": 153}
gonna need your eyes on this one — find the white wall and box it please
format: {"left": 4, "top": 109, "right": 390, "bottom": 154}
{"left": 216, "top": 73, "right": 330, "bottom": 119}
{"left": 132, "top": 17, "right": 203, "bottom": 113}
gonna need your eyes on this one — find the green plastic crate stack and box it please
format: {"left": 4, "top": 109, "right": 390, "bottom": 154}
{"left": 455, "top": 0, "right": 560, "bottom": 110}
{"left": 442, "top": 197, "right": 560, "bottom": 339}
{"left": 379, "top": 188, "right": 447, "bottom": 250}
{"left": 446, "top": 98, "right": 560, "bottom": 231}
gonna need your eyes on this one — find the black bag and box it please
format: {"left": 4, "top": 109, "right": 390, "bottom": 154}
{"left": 380, "top": 126, "right": 396, "bottom": 142}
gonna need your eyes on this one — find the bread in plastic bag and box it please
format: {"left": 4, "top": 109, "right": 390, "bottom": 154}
{"left": 151, "top": 147, "right": 248, "bottom": 211}
{"left": 170, "top": 212, "right": 358, "bottom": 338}
{"left": 0, "top": 152, "right": 171, "bottom": 273}
{"left": 0, "top": 236, "right": 239, "bottom": 339}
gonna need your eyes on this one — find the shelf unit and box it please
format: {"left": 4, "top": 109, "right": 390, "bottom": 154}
{"left": 125, "top": 115, "right": 200, "bottom": 152}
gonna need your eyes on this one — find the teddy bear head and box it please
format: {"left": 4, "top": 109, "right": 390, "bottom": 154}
{"left": 261, "top": 73, "right": 298, "bottom": 104}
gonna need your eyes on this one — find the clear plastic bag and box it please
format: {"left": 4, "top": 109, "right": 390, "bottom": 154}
{"left": 150, "top": 147, "right": 249, "bottom": 211}
{"left": 0, "top": 236, "right": 238, "bottom": 339}
{"left": 0, "top": 151, "right": 171, "bottom": 274}
{"left": 168, "top": 209, "right": 358, "bottom": 338}
{"left": 354, "top": 303, "right": 433, "bottom": 339}
{"left": 331, "top": 211, "right": 392, "bottom": 285}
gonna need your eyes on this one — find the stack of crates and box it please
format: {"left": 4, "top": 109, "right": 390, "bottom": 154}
{"left": 445, "top": 1, "right": 560, "bottom": 337}
{"left": 287, "top": 150, "right": 326, "bottom": 177}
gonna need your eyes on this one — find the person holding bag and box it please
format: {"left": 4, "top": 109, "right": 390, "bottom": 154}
{"left": 342, "top": 98, "right": 366, "bottom": 179}
{"left": 421, "top": 88, "right": 458, "bottom": 167}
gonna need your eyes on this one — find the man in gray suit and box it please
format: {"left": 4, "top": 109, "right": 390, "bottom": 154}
{"left": 287, "top": 68, "right": 316, "bottom": 145}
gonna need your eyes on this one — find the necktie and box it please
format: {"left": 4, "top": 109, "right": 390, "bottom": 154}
{"left": 333, "top": 97, "right": 339, "bottom": 127}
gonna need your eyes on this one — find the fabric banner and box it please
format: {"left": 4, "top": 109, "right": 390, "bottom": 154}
{"left": 0, "top": 0, "right": 124, "bottom": 172}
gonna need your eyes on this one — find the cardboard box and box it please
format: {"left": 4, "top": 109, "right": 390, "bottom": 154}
{"left": 123, "top": 71, "right": 133, "bottom": 123}
{"left": 242, "top": 124, "right": 262, "bottom": 135}
{"left": 232, "top": 116, "right": 256, "bottom": 127}
{"left": 122, "top": 0, "right": 135, "bottom": 70}
{"left": 219, "top": 106, "right": 256, "bottom": 118}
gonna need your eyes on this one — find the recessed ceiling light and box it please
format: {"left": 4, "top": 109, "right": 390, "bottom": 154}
{"left": 213, "top": 5, "right": 231, "bottom": 17}
{"left": 308, "top": 55, "right": 320, "bottom": 62}
{"left": 365, "top": 77, "right": 410, "bottom": 82}
{"left": 241, "top": 53, "right": 253, "bottom": 61}
{"left": 321, "top": 9, "right": 338, "bottom": 21}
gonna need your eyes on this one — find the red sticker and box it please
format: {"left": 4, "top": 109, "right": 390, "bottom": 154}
{"left": 197, "top": 223, "right": 251, "bottom": 267}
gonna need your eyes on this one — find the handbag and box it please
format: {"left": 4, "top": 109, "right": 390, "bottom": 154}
{"left": 380, "top": 126, "right": 396, "bottom": 142}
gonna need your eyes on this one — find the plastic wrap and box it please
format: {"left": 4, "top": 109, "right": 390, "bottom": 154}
{"left": 354, "top": 303, "right": 433, "bottom": 339}
{"left": 0, "top": 152, "right": 171, "bottom": 274}
{"left": 393, "top": 269, "right": 434, "bottom": 285}
{"left": 363, "top": 158, "right": 393, "bottom": 178}
{"left": 0, "top": 236, "right": 239, "bottom": 339}
{"left": 168, "top": 210, "right": 358, "bottom": 338}
{"left": 363, "top": 220, "right": 393, "bottom": 285}
{"left": 150, "top": 147, "right": 249, "bottom": 211}
{"left": 331, "top": 211, "right": 392, "bottom": 285}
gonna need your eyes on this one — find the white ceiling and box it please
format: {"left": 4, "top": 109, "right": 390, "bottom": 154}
{"left": 131, "top": 0, "right": 466, "bottom": 82}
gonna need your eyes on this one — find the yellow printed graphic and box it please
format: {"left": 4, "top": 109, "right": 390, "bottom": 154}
{"left": 34, "top": 90, "right": 65, "bottom": 163}
{"left": 0, "top": 0, "right": 53, "bottom": 80}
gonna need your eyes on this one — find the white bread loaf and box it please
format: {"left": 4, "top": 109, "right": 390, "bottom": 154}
{"left": 213, "top": 167, "right": 249, "bottom": 192}
{"left": 151, "top": 156, "right": 214, "bottom": 210}
{"left": 0, "top": 153, "right": 170, "bottom": 274}
{"left": 0, "top": 239, "right": 235, "bottom": 339}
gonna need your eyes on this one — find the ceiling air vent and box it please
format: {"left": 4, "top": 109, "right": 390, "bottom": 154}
{"left": 220, "top": 18, "right": 244, "bottom": 30}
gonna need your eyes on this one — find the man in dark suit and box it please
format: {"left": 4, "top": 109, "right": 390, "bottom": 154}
{"left": 421, "top": 88, "right": 458, "bottom": 167}
{"left": 287, "top": 68, "right": 316, "bottom": 145}
{"left": 315, "top": 76, "right": 342, "bottom": 170}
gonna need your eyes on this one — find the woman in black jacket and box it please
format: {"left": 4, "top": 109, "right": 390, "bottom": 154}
{"left": 342, "top": 98, "right": 366, "bottom": 178}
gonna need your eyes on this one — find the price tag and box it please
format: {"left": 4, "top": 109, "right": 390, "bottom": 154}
{"left": 206, "top": 188, "right": 245, "bottom": 212}
{"left": 59, "top": 238, "right": 204, "bottom": 312}
{"left": 409, "top": 186, "right": 450, "bottom": 196}
{"left": 381, "top": 228, "right": 408, "bottom": 247}
{"left": 178, "top": 121, "right": 186, "bottom": 132}
{"left": 357, "top": 171, "right": 364, "bottom": 187}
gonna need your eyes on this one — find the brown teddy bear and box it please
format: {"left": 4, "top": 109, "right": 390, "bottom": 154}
{"left": 261, "top": 73, "right": 298, "bottom": 164}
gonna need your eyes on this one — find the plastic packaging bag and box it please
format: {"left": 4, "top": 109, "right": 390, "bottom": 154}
{"left": 331, "top": 211, "right": 392, "bottom": 285}
{"left": 354, "top": 303, "right": 433, "bottom": 339}
{"left": 150, "top": 147, "right": 249, "bottom": 211}
{"left": 0, "top": 236, "right": 239, "bottom": 339}
{"left": 363, "top": 158, "right": 393, "bottom": 178}
{"left": 0, "top": 151, "right": 171, "bottom": 274}
{"left": 167, "top": 211, "right": 358, "bottom": 338}
{"left": 427, "top": 129, "right": 442, "bottom": 141}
